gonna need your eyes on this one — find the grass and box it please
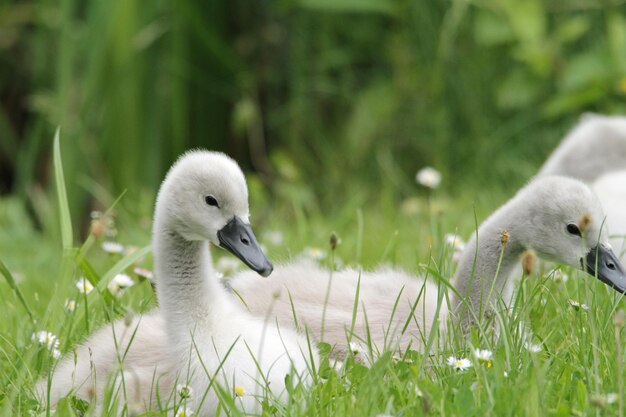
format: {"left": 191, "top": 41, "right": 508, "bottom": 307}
{"left": 1, "top": 138, "right": 626, "bottom": 417}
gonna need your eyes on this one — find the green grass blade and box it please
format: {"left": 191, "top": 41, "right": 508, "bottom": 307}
{"left": 53, "top": 127, "right": 73, "bottom": 250}
{"left": 98, "top": 245, "right": 153, "bottom": 290}
{"left": 0, "top": 257, "right": 34, "bottom": 323}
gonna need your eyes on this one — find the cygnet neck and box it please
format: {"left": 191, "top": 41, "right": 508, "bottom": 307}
{"left": 153, "top": 224, "right": 223, "bottom": 341}
{"left": 452, "top": 198, "right": 528, "bottom": 325}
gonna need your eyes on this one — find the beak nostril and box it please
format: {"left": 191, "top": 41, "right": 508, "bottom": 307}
{"left": 240, "top": 235, "right": 250, "bottom": 246}
{"left": 607, "top": 261, "right": 616, "bottom": 271}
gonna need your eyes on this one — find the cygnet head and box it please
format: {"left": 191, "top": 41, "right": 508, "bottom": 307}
{"left": 155, "top": 150, "right": 273, "bottom": 276}
{"left": 520, "top": 176, "right": 626, "bottom": 292}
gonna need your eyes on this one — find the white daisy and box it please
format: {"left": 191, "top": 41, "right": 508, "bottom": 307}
{"left": 416, "top": 167, "right": 442, "bottom": 189}
{"left": 552, "top": 269, "right": 569, "bottom": 283}
{"left": 349, "top": 342, "right": 363, "bottom": 356}
{"left": 52, "top": 348, "right": 62, "bottom": 360}
{"left": 176, "top": 384, "right": 193, "bottom": 399}
{"left": 64, "top": 299, "right": 76, "bottom": 312}
{"left": 175, "top": 407, "right": 194, "bottom": 417}
{"left": 446, "top": 356, "right": 472, "bottom": 371}
{"left": 606, "top": 393, "right": 618, "bottom": 404}
{"left": 473, "top": 349, "right": 493, "bottom": 367}
{"left": 133, "top": 267, "right": 154, "bottom": 280}
{"left": 32, "top": 331, "right": 60, "bottom": 351}
{"left": 524, "top": 342, "right": 542, "bottom": 353}
{"left": 107, "top": 273, "right": 135, "bottom": 296}
{"left": 101, "top": 241, "right": 124, "bottom": 254}
{"left": 444, "top": 233, "right": 465, "bottom": 251}
{"left": 303, "top": 247, "right": 327, "bottom": 261}
{"left": 76, "top": 277, "right": 94, "bottom": 294}
{"left": 568, "top": 299, "right": 590, "bottom": 311}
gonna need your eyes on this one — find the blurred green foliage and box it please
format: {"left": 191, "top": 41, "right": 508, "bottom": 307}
{"left": 0, "top": 0, "right": 625, "bottom": 232}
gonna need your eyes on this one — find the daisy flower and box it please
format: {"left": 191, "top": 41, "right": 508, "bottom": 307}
{"left": 176, "top": 384, "right": 193, "bottom": 399}
{"left": 101, "top": 241, "right": 124, "bottom": 254}
{"left": 133, "top": 266, "right": 154, "bottom": 280}
{"left": 76, "top": 277, "right": 94, "bottom": 294}
{"left": 416, "top": 167, "right": 442, "bottom": 189}
{"left": 302, "top": 247, "right": 327, "bottom": 261}
{"left": 32, "top": 331, "right": 60, "bottom": 351}
{"left": 524, "top": 342, "right": 542, "bottom": 353}
{"left": 234, "top": 385, "right": 245, "bottom": 397}
{"left": 175, "top": 407, "right": 194, "bottom": 417}
{"left": 473, "top": 349, "right": 493, "bottom": 367}
{"left": 349, "top": 342, "right": 363, "bottom": 356}
{"left": 107, "top": 273, "right": 135, "bottom": 296}
{"left": 446, "top": 356, "right": 472, "bottom": 371}
{"left": 64, "top": 299, "right": 77, "bottom": 312}
{"left": 52, "top": 348, "right": 62, "bottom": 359}
{"left": 568, "top": 299, "right": 590, "bottom": 311}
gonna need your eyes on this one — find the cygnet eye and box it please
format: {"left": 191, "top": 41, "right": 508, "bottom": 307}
{"left": 566, "top": 223, "right": 582, "bottom": 237}
{"left": 205, "top": 195, "right": 220, "bottom": 208}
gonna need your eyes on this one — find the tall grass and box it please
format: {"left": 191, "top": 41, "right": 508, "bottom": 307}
{"left": 1, "top": 0, "right": 625, "bottom": 233}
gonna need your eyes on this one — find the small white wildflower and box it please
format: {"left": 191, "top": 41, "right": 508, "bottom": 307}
{"left": 107, "top": 273, "right": 135, "bottom": 296}
{"left": 568, "top": 299, "right": 590, "bottom": 311}
{"left": 524, "top": 342, "right": 542, "bottom": 353}
{"left": 445, "top": 233, "right": 465, "bottom": 251}
{"left": 473, "top": 349, "right": 493, "bottom": 368}
{"left": 446, "top": 356, "right": 472, "bottom": 371}
{"left": 215, "top": 257, "right": 241, "bottom": 276}
{"left": 32, "top": 331, "right": 60, "bottom": 351}
{"left": 175, "top": 407, "right": 194, "bottom": 417}
{"left": 416, "top": 167, "right": 442, "bottom": 189}
{"left": 503, "top": 371, "right": 509, "bottom": 378}
{"left": 264, "top": 230, "right": 284, "bottom": 246}
{"left": 606, "top": 393, "right": 618, "bottom": 404}
{"left": 101, "top": 241, "right": 124, "bottom": 254}
{"left": 133, "top": 266, "right": 154, "bottom": 280}
{"left": 303, "top": 247, "right": 327, "bottom": 261}
{"left": 176, "top": 384, "right": 193, "bottom": 399}
{"left": 552, "top": 269, "right": 569, "bottom": 283}
{"left": 64, "top": 299, "right": 76, "bottom": 312}
{"left": 349, "top": 342, "right": 363, "bottom": 356}
{"left": 76, "top": 277, "right": 94, "bottom": 294}
{"left": 52, "top": 348, "right": 62, "bottom": 360}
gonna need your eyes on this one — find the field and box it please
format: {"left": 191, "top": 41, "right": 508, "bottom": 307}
{"left": 0, "top": 132, "right": 625, "bottom": 416}
{"left": 1, "top": 0, "right": 626, "bottom": 415}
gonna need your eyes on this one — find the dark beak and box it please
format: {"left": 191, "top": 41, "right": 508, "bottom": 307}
{"left": 217, "top": 216, "right": 273, "bottom": 277}
{"left": 584, "top": 244, "right": 626, "bottom": 293}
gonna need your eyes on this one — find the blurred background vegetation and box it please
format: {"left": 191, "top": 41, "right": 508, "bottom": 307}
{"left": 0, "top": 0, "right": 625, "bottom": 243}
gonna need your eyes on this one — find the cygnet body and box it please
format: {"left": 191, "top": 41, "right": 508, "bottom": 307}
{"left": 38, "top": 151, "right": 317, "bottom": 415}
{"left": 230, "top": 177, "right": 626, "bottom": 356}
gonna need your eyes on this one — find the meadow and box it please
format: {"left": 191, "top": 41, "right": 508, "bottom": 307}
{"left": 1, "top": 0, "right": 626, "bottom": 415}
{"left": 1, "top": 130, "right": 625, "bottom": 416}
